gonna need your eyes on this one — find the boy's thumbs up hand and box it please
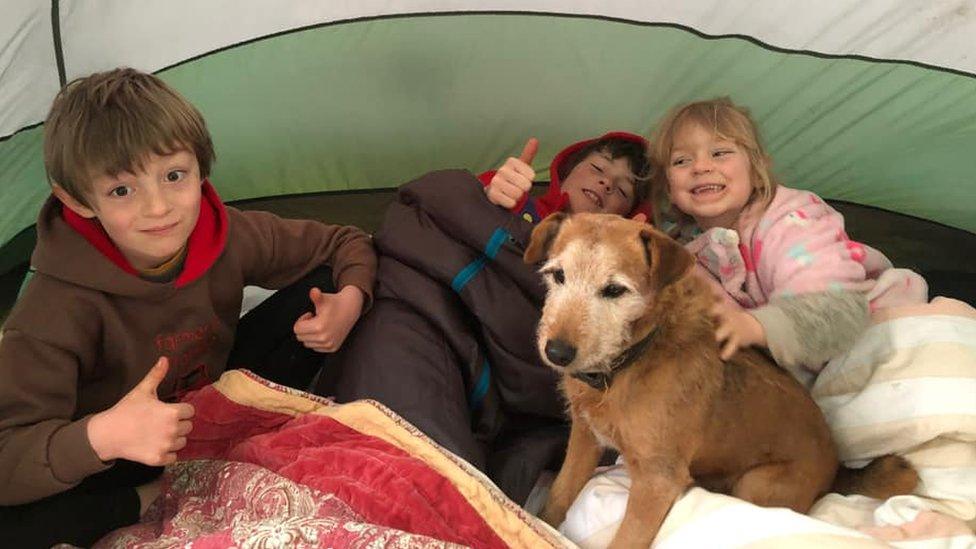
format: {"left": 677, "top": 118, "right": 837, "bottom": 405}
{"left": 134, "top": 355, "right": 169, "bottom": 395}
{"left": 486, "top": 138, "right": 539, "bottom": 209}
{"left": 518, "top": 137, "right": 539, "bottom": 164}
{"left": 87, "top": 356, "right": 195, "bottom": 465}
{"left": 293, "top": 285, "right": 365, "bottom": 353}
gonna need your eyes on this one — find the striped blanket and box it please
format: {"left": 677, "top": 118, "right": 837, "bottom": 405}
{"left": 560, "top": 297, "right": 976, "bottom": 548}
{"left": 94, "top": 370, "right": 573, "bottom": 548}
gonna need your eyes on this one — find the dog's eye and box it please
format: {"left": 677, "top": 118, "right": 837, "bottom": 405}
{"left": 601, "top": 283, "right": 628, "bottom": 298}
{"left": 551, "top": 269, "right": 565, "bottom": 284}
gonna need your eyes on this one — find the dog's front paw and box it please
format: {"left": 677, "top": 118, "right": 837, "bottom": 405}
{"left": 539, "top": 501, "right": 569, "bottom": 528}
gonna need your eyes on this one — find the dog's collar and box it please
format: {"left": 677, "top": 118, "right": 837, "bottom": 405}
{"left": 570, "top": 326, "right": 659, "bottom": 391}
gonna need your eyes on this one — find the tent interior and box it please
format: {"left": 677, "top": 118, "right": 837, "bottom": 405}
{"left": 0, "top": 5, "right": 976, "bottom": 316}
{"left": 3, "top": 4, "right": 976, "bottom": 321}
{"left": 1, "top": 3, "right": 975, "bottom": 547}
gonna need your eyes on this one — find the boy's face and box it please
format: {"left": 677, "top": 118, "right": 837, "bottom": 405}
{"left": 55, "top": 150, "right": 203, "bottom": 270}
{"left": 561, "top": 151, "right": 637, "bottom": 216}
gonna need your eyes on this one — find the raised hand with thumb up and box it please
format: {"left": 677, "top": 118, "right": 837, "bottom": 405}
{"left": 486, "top": 138, "right": 539, "bottom": 209}
{"left": 86, "top": 357, "right": 195, "bottom": 466}
{"left": 293, "top": 285, "right": 365, "bottom": 353}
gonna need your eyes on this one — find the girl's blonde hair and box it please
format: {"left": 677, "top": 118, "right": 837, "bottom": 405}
{"left": 647, "top": 97, "right": 777, "bottom": 231}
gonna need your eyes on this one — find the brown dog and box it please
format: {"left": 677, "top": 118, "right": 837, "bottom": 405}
{"left": 525, "top": 213, "right": 917, "bottom": 548}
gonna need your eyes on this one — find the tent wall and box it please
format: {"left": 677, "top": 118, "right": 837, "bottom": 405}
{"left": 2, "top": 4, "right": 975, "bottom": 274}
{"left": 6, "top": 1, "right": 976, "bottom": 137}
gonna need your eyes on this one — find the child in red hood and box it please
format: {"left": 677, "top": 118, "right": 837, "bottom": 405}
{"left": 479, "top": 132, "right": 651, "bottom": 222}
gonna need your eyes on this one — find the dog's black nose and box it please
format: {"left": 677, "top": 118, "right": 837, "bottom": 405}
{"left": 545, "top": 339, "right": 577, "bottom": 366}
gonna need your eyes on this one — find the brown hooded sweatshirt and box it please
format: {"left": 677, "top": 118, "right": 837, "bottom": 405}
{"left": 0, "top": 181, "right": 376, "bottom": 504}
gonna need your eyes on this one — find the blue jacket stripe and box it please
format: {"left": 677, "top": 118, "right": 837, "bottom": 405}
{"left": 451, "top": 256, "right": 487, "bottom": 292}
{"left": 485, "top": 228, "right": 510, "bottom": 259}
{"left": 450, "top": 227, "right": 511, "bottom": 292}
{"left": 469, "top": 360, "right": 491, "bottom": 410}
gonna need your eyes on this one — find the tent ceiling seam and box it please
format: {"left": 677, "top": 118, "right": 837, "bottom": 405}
{"left": 148, "top": 11, "right": 976, "bottom": 82}
{"left": 50, "top": 0, "right": 66, "bottom": 88}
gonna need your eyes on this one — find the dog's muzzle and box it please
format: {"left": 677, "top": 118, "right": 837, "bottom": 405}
{"left": 566, "top": 326, "right": 661, "bottom": 391}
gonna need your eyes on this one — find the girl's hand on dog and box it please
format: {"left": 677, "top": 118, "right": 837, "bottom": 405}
{"left": 486, "top": 138, "right": 538, "bottom": 208}
{"left": 711, "top": 301, "right": 766, "bottom": 360}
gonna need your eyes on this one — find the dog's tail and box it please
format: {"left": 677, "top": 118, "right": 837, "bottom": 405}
{"left": 832, "top": 454, "right": 919, "bottom": 499}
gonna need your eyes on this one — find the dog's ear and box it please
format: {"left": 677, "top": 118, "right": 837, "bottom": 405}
{"left": 640, "top": 228, "right": 694, "bottom": 290}
{"left": 524, "top": 212, "right": 567, "bottom": 264}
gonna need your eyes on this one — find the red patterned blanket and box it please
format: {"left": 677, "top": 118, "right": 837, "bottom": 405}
{"left": 95, "top": 370, "right": 569, "bottom": 548}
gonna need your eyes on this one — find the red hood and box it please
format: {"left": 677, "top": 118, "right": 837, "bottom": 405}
{"left": 524, "top": 131, "right": 649, "bottom": 219}
{"left": 60, "top": 180, "right": 228, "bottom": 288}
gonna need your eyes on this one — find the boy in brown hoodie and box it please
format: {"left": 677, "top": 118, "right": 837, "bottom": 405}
{"left": 0, "top": 68, "right": 377, "bottom": 547}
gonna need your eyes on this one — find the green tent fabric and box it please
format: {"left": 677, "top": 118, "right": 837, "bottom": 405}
{"left": 2, "top": 3, "right": 975, "bottom": 278}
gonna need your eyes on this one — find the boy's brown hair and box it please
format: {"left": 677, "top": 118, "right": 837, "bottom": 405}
{"left": 647, "top": 97, "right": 778, "bottom": 230}
{"left": 43, "top": 67, "right": 215, "bottom": 206}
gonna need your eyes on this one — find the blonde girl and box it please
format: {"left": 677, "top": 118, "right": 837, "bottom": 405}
{"left": 648, "top": 98, "right": 926, "bottom": 385}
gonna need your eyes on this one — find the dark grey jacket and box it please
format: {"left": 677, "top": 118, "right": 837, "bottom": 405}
{"left": 329, "top": 170, "right": 566, "bottom": 503}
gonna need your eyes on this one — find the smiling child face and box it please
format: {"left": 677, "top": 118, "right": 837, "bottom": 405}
{"left": 561, "top": 151, "right": 636, "bottom": 216}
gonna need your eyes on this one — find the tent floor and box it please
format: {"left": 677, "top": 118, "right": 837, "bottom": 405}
{"left": 1, "top": 188, "right": 974, "bottom": 324}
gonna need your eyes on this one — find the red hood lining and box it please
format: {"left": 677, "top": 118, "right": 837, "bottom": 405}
{"left": 60, "top": 180, "right": 228, "bottom": 288}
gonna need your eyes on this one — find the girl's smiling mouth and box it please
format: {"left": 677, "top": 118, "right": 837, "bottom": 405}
{"left": 692, "top": 184, "right": 726, "bottom": 196}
